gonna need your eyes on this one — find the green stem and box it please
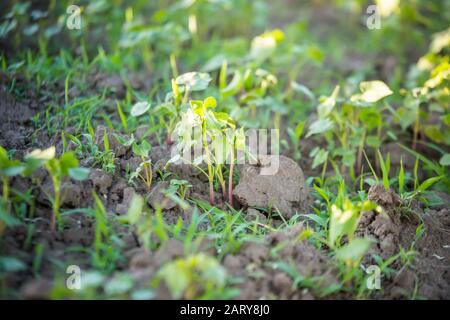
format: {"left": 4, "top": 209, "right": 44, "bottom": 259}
{"left": 2, "top": 177, "right": 9, "bottom": 205}
{"left": 357, "top": 128, "right": 366, "bottom": 176}
{"left": 51, "top": 177, "right": 61, "bottom": 233}
{"left": 216, "top": 165, "right": 226, "bottom": 201}
{"left": 412, "top": 108, "right": 420, "bottom": 150}
{"left": 142, "top": 156, "right": 152, "bottom": 191}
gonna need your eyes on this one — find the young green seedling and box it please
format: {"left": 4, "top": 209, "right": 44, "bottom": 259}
{"left": 307, "top": 81, "right": 392, "bottom": 180}
{"left": 0, "top": 148, "right": 22, "bottom": 235}
{"left": 131, "top": 140, "right": 153, "bottom": 192}
{"left": 0, "top": 146, "right": 25, "bottom": 208}
{"left": 152, "top": 72, "right": 212, "bottom": 145}
{"left": 154, "top": 253, "right": 227, "bottom": 299}
{"left": 173, "top": 96, "right": 238, "bottom": 205}
{"left": 167, "top": 179, "right": 192, "bottom": 200}
{"left": 26, "top": 147, "right": 89, "bottom": 233}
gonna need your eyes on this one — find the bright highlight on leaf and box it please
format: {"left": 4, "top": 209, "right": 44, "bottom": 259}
{"left": 175, "top": 72, "right": 212, "bottom": 91}
{"left": 352, "top": 80, "right": 393, "bottom": 103}
{"left": 130, "top": 101, "right": 151, "bottom": 117}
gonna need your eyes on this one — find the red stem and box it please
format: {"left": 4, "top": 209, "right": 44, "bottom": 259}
{"left": 228, "top": 161, "right": 234, "bottom": 207}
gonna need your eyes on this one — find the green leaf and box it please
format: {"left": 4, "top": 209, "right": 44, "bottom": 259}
{"left": 399, "top": 158, "right": 405, "bottom": 194}
{"left": 312, "top": 149, "right": 328, "bottom": 169}
{"left": 213, "top": 112, "right": 235, "bottom": 128}
{"left": 69, "top": 167, "right": 90, "bottom": 181}
{"left": 441, "top": 114, "right": 450, "bottom": 126}
{"left": 306, "top": 118, "right": 334, "bottom": 137}
{"left": 176, "top": 72, "right": 211, "bottom": 91}
{"left": 2, "top": 165, "right": 25, "bottom": 177}
{"left": 104, "top": 274, "right": 134, "bottom": 296}
{"left": 159, "top": 263, "right": 190, "bottom": 299}
{"left": 60, "top": 152, "right": 79, "bottom": 171}
{"left": 318, "top": 86, "right": 339, "bottom": 117}
{"left": 355, "top": 80, "right": 393, "bottom": 103}
{"left": 221, "top": 70, "right": 242, "bottom": 98}
{"left": 295, "top": 121, "right": 305, "bottom": 141}
{"left": 130, "top": 101, "right": 151, "bottom": 117}
{"left": 335, "top": 238, "right": 372, "bottom": 262}
{"left": 377, "top": 150, "right": 390, "bottom": 190}
{"left": 291, "top": 81, "right": 315, "bottom": 101}
{"left": 417, "top": 175, "right": 444, "bottom": 192}
{"left": 125, "top": 194, "right": 144, "bottom": 224}
{"left": 0, "top": 146, "right": 8, "bottom": 162}
{"left": 360, "top": 109, "right": 382, "bottom": 130}
{"left": 424, "top": 125, "right": 444, "bottom": 143}
{"left": 366, "top": 135, "right": 381, "bottom": 148}
{"left": 0, "top": 256, "right": 26, "bottom": 273}
{"left": 132, "top": 140, "right": 151, "bottom": 157}
{"left": 203, "top": 96, "right": 217, "bottom": 109}
{"left": 313, "top": 184, "right": 329, "bottom": 205}
{"left": 439, "top": 153, "right": 450, "bottom": 166}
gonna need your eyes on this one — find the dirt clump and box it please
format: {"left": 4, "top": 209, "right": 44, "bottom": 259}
{"left": 90, "top": 169, "right": 113, "bottom": 194}
{"left": 93, "top": 74, "right": 126, "bottom": 97}
{"left": 234, "top": 155, "right": 310, "bottom": 218}
{"left": 147, "top": 181, "right": 177, "bottom": 210}
{"left": 93, "top": 125, "right": 129, "bottom": 157}
{"left": 115, "top": 187, "right": 136, "bottom": 215}
{"left": 357, "top": 184, "right": 450, "bottom": 299}
{"left": 225, "top": 224, "right": 339, "bottom": 299}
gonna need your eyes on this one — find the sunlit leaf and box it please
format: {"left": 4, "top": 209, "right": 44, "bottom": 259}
{"left": 335, "top": 238, "right": 372, "bottom": 262}
{"left": 176, "top": 72, "right": 211, "bottom": 91}
{"left": 353, "top": 80, "right": 393, "bottom": 103}
{"left": 130, "top": 101, "right": 151, "bottom": 117}
{"left": 306, "top": 118, "right": 334, "bottom": 137}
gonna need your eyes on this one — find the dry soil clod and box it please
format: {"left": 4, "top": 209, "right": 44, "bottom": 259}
{"left": 234, "top": 155, "right": 310, "bottom": 218}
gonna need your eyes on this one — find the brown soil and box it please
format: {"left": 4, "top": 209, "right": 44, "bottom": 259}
{"left": 1, "top": 72, "right": 449, "bottom": 300}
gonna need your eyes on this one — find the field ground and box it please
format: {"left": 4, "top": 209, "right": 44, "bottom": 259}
{"left": 0, "top": 0, "right": 449, "bottom": 300}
